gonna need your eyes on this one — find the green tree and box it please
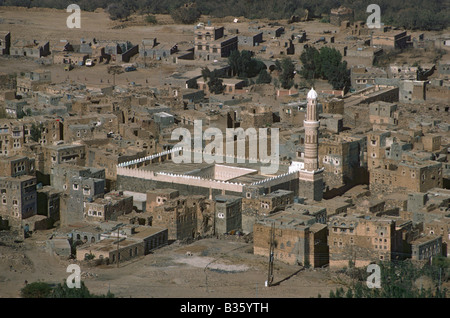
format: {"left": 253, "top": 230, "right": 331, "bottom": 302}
{"left": 299, "top": 46, "right": 320, "bottom": 80}
{"left": 256, "top": 69, "right": 272, "bottom": 84}
{"left": 300, "top": 46, "right": 350, "bottom": 91}
{"left": 227, "top": 50, "right": 266, "bottom": 78}
{"left": 106, "top": 3, "right": 131, "bottom": 21}
{"left": 171, "top": 4, "right": 201, "bottom": 24}
{"left": 145, "top": 14, "right": 157, "bottom": 24}
{"left": 49, "top": 281, "right": 114, "bottom": 298}
{"left": 21, "top": 282, "right": 53, "bottom": 298}
{"left": 201, "top": 67, "right": 225, "bottom": 94}
{"left": 278, "top": 57, "right": 295, "bottom": 89}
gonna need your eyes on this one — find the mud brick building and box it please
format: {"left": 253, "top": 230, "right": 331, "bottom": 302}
{"left": 253, "top": 209, "right": 328, "bottom": 267}
{"left": 328, "top": 215, "right": 405, "bottom": 268}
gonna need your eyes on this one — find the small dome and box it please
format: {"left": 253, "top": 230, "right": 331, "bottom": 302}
{"left": 307, "top": 88, "right": 318, "bottom": 99}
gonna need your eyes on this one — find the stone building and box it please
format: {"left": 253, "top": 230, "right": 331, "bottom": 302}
{"left": 194, "top": 25, "right": 238, "bottom": 61}
{"left": 140, "top": 38, "right": 178, "bottom": 61}
{"left": 410, "top": 235, "right": 442, "bottom": 261}
{"left": 240, "top": 104, "right": 273, "bottom": 129}
{"left": 371, "top": 29, "right": 411, "bottom": 50}
{"left": 84, "top": 191, "right": 133, "bottom": 222}
{"left": 330, "top": 7, "right": 354, "bottom": 26}
{"left": 10, "top": 39, "right": 50, "bottom": 58}
{"left": 369, "top": 160, "right": 443, "bottom": 193}
{"left": 328, "top": 214, "right": 405, "bottom": 268}
{"left": 0, "top": 31, "right": 11, "bottom": 55}
{"left": 76, "top": 224, "right": 168, "bottom": 263}
{"left": 253, "top": 209, "right": 328, "bottom": 267}
{"left": 242, "top": 189, "right": 294, "bottom": 216}
{"left": 0, "top": 155, "right": 35, "bottom": 177}
{"left": 146, "top": 188, "right": 179, "bottom": 212}
{"left": 37, "top": 185, "right": 61, "bottom": 223}
{"left": 16, "top": 70, "right": 51, "bottom": 96}
{"left": 351, "top": 66, "right": 387, "bottom": 91}
{"left": 318, "top": 134, "right": 365, "bottom": 189}
{"left": 42, "top": 143, "right": 86, "bottom": 175}
{"left": 369, "top": 101, "right": 399, "bottom": 126}
{"left": 0, "top": 175, "right": 37, "bottom": 222}
{"left": 215, "top": 195, "right": 242, "bottom": 235}
{"left": 424, "top": 218, "right": 450, "bottom": 257}
{"left": 60, "top": 175, "right": 105, "bottom": 225}
{"left": 151, "top": 194, "right": 213, "bottom": 241}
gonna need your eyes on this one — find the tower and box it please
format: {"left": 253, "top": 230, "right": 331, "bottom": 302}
{"left": 298, "top": 88, "right": 324, "bottom": 201}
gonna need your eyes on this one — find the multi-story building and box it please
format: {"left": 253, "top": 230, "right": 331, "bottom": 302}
{"left": 253, "top": 209, "right": 328, "bottom": 267}
{"left": 194, "top": 25, "right": 238, "bottom": 61}
{"left": 410, "top": 235, "right": 443, "bottom": 261}
{"left": 369, "top": 160, "right": 443, "bottom": 193}
{"left": 0, "top": 31, "right": 11, "bottom": 55}
{"left": 215, "top": 195, "right": 242, "bottom": 235}
{"left": 16, "top": 70, "right": 51, "bottom": 96}
{"left": 351, "top": 66, "right": 387, "bottom": 91}
{"left": 369, "top": 101, "right": 399, "bottom": 126}
{"left": 0, "top": 175, "right": 37, "bottom": 221}
{"left": 328, "top": 214, "right": 404, "bottom": 268}
{"left": 42, "top": 143, "right": 86, "bottom": 174}
{"left": 0, "top": 155, "right": 35, "bottom": 177}
{"left": 61, "top": 175, "right": 105, "bottom": 225}
{"left": 84, "top": 191, "right": 133, "bottom": 222}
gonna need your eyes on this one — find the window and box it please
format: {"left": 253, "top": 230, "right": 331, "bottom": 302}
{"left": 73, "top": 184, "right": 79, "bottom": 190}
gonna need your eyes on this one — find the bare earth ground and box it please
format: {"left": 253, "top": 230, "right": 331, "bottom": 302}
{"left": 0, "top": 229, "right": 340, "bottom": 298}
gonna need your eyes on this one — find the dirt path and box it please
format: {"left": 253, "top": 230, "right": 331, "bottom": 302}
{"left": 0, "top": 230, "right": 340, "bottom": 298}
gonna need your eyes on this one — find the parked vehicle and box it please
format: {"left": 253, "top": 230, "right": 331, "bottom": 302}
{"left": 125, "top": 66, "right": 136, "bottom": 72}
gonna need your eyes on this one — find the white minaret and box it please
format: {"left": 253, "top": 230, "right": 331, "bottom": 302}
{"left": 303, "top": 88, "right": 320, "bottom": 171}
{"left": 298, "top": 88, "right": 324, "bottom": 201}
